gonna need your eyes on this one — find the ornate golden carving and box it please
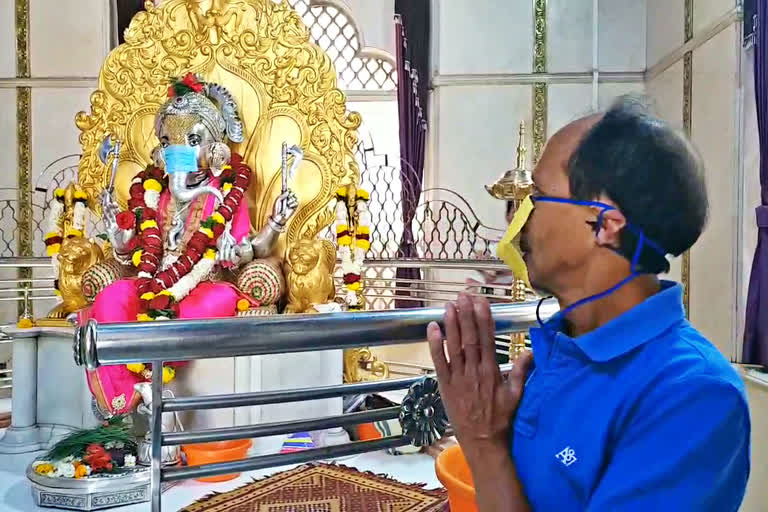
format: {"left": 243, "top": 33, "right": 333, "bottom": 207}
{"left": 16, "top": 87, "right": 32, "bottom": 318}
{"left": 15, "top": 0, "right": 31, "bottom": 319}
{"left": 75, "top": 0, "right": 361, "bottom": 259}
{"left": 509, "top": 333, "right": 527, "bottom": 361}
{"left": 15, "top": 0, "right": 29, "bottom": 78}
{"left": 532, "top": 83, "right": 548, "bottom": 164}
{"left": 47, "top": 238, "right": 105, "bottom": 320}
{"left": 284, "top": 238, "right": 336, "bottom": 313}
{"left": 533, "top": 0, "right": 547, "bottom": 74}
{"left": 344, "top": 347, "right": 390, "bottom": 383}
{"left": 531, "top": 0, "right": 547, "bottom": 164}
{"left": 681, "top": 50, "right": 692, "bottom": 316}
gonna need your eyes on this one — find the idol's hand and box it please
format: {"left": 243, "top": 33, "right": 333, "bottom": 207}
{"left": 216, "top": 228, "right": 238, "bottom": 266}
{"left": 427, "top": 293, "right": 533, "bottom": 456}
{"left": 101, "top": 190, "right": 132, "bottom": 254}
{"left": 100, "top": 189, "right": 119, "bottom": 231}
{"left": 271, "top": 190, "right": 299, "bottom": 227}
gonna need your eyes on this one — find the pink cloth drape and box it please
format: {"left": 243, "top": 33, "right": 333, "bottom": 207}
{"left": 85, "top": 188, "right": 251, "bottom": 414}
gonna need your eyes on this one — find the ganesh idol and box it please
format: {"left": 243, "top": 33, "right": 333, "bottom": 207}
{"left": 83, "top": 73, "right": 299, "bottom": 415}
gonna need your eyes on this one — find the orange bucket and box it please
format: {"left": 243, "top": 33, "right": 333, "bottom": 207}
{"left": 357, "top": 423, "right": 382, "bottom": 441}
{"left": 435, "top": 445, "right": 478, "bottom": 512}
{"left": 182, "top": 439, "right": 252, "bottom": 483}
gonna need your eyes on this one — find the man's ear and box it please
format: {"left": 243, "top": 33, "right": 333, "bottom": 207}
{"left": 595, "top": 208, "right": 627, "bottom": 248}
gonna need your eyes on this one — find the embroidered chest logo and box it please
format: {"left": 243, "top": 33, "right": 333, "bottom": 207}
{"left": 556, "top": 446, "right": 578, "bottom": 467}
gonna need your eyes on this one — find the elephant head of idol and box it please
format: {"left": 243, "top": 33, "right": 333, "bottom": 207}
{"left": 152, "top": 73, "right": 245, "bottom": 205}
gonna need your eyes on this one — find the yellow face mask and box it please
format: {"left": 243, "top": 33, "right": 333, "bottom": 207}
{"left": 496, "top": 195, "right": 534, "bottom": 287}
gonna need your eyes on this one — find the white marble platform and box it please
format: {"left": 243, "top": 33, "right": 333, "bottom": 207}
{"left": 0, "top": 326, "right": 97, "bottom": 454}
{"left": 0, "top": 325, "right": 347, "bottom": 455}
{"left": 0, "top": 447, "right": 441, "bottom": 512}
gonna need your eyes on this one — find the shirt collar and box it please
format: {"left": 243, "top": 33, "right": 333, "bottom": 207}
{"left": 530, "top": 280, "right": 685, "bottom": 363}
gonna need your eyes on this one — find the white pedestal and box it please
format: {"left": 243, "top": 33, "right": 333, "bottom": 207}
{"left": 0, "top": 326, "right": 98, "bottom": 454}
{"left": 175, "top": 350, "right": 344, "bottom": 455}
{"left": 0, "top": 326, "right": 345, "bottom": 456}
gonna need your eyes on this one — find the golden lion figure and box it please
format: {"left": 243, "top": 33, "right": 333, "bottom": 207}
{"left": 48, "top": 238, "right": 104, "bottom": 319}
{"left": 284, "top": 239, "right": 337, "bottom": 314}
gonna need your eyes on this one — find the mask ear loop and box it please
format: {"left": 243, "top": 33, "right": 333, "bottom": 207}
{"left": 536, "top": 213, "right": 648, "bottom": 331}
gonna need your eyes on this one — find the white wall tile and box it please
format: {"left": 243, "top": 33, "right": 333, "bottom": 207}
{"left": 0, "top": 1, "right": 16, "bottom": 78}
{"left": 340, "top": 0, "right": 395, "bottom": 57}
{"left": 31, "top": 89, "right": 94, "bottom": 188}
{"left": 742, "top": 379, "right": 768, "bottom": 511}
{"left": 599, "top": 0, "right": 646, "bottom": 72}
{"left": 646, "top": 0, "right": 684, "bottom": 69}
{"left": 547, "top": 0, "right": 593, "bottom": 73}
{"left": 689, "top": 25, "right": 739, "bottom": 358}
{"left": 438, "top": 0, "right": 532, "bottom": 75}
{"left": 739, "top": 47, "right": 760, "bottom": 344}
{"left": 548, "top": 83, "right": 592, "bottom": 136}
{"left": 645, "top": 61, "right": 684, "bottom": 284}
{"left": 434, "top": 85, "right": 532, "bottom": 226}
{"left": 29, "top": 0, "right": 109, "bottom": 77}
{"left": 646, "top": 60, "right": 684, "bottom": 128}
{"left": 598, "top": 82, "right": 645, "bottom": 110}
{"left": 693, "top": 0, "right": 736, "bottom": 37}
{"left": 0, "top": 90, "right": 17, "bottom": 190}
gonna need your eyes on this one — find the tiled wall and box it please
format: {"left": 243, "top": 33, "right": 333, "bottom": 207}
{"left": 430, "top": 0, "right": 647, "bottom": 229}
{"left": 645, "top": 0, "right": 741, "bottom": 359}
{"left": 0, "top": 0, "right": 108, "bottom": 328}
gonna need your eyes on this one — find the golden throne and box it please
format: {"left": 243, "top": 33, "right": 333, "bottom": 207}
{"left": 70, "top": 0, "right": 360, "bottom": 314}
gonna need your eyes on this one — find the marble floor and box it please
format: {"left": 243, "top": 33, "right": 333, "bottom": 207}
{"left": 0, "top": 444, "right": 442, "bottom": 512}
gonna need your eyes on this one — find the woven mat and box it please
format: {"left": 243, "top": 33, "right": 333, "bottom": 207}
{"left": 179, "top": 463, "right": 449, "bottom": 512}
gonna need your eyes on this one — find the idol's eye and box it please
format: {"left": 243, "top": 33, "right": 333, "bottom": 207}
{"left": 188, "top": 134, "right": 201, "bottom": 146}
{"left": 160, "top": 140, "right": 169, "bottom": 148}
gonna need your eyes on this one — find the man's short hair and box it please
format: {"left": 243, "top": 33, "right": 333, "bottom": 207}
{"left": 567, "top": 95, "right": 709, "bottom": 274}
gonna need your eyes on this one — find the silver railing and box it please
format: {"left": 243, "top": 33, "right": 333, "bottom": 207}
{"left": 0, "top": 258, "right": 58, "bottom": 398}
{"left": 0, "top": 258, "right": 57, "bottom": 312}
{"left": 73, "top": 300, "right": 558, "bottom": 511}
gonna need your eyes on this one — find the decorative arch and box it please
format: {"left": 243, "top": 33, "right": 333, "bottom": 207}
{"left": 288, "top": 0, "right": 397, "bottom": 90}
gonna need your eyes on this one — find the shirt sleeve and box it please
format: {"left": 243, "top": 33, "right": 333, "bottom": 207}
{"left": 587, "top": 375, "right": 750, "bottom": 512}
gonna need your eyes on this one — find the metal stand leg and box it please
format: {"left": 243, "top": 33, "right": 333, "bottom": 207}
{"left": 151, "top": 360, "right": 163, "bottom": 512}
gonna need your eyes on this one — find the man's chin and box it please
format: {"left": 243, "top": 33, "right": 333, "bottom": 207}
{"left": 526, "top": 269, "right": 548, "bottom": 296}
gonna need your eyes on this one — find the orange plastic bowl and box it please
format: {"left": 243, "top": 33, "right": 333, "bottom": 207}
{"left": 182, "top": 439, "right": 252, "bottom": 483}
{"left": 435, "top": 444, "right": 478, "bottom": 512}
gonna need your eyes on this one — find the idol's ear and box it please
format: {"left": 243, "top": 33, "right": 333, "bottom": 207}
{"left": 150, "top": 145, "right": 166, "bottom": 170}
{"left": 207, "top": 142, "right": 232, "bottom": 177}
{"left": 205, "top": 83, "right": 244, "bottom": 143}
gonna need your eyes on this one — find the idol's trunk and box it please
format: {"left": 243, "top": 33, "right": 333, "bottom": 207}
{"left": 168, "top": 171, "right": 223, "bottom": 204}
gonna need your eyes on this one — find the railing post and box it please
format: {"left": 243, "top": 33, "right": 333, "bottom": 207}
{"left": 150, "top": 360, "right": 163, "bottom": 512}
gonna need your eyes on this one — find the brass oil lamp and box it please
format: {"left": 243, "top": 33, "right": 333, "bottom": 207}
{"left": 486, "top": 121, "right": 533, "bottom": 360}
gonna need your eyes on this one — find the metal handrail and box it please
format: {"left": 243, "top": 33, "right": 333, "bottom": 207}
{"left": 164, "top": 374, "right": 426, "bottom": 412}
{"left": 163, "top": 407, "right": 401, "bottom": 446}
{"left": 70, "top": 300, "right": 557, "bottom": 511}
{"left": 74, "top": 300, "right": 558, "bottom": 368}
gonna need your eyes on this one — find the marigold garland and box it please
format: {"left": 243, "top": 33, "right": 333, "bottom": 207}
{"left": 125, "top": 155, "right": 250, "bottom": 322}
{"left": 334, "top": 187, "right": 370, "bottom": 309}
{"left": 44, "top": 188, "right": 89, "bottom": 301}
{"left": 119, "top": 154, "right": 251, "bottom": 380}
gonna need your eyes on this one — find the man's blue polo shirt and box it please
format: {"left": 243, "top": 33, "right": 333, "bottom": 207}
{"left": 512, "top": 281, "right": 750, "bottom": 511}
